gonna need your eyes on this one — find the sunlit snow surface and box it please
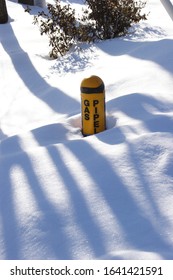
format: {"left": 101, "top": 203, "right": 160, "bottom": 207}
{"left": 0, "top": 0, "right": 173, "bottom": 259}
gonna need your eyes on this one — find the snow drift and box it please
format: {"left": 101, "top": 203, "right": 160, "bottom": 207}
{"left": 0, "top": 0, "right": 173, "bottom": 260}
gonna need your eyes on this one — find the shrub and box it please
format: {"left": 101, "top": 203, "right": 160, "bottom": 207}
{"left": 85, "top": 0, "right": 147, "bottom": 40}
{"left": 33, "top": 2, "right": 77, "bottom": 58}
{"left": 33, "top": 0, "right": 147, "bottom": 58}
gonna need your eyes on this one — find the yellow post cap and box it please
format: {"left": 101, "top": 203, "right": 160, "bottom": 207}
{"left": 81, "top": 75, "right": 104, "bottom": 88}
{"left": 80, "top": 75, "right": 105, "bottom": 94}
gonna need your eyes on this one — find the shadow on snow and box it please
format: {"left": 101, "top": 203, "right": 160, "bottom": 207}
{"left": 1, "top": 93, "right": 173, "bottom": 259}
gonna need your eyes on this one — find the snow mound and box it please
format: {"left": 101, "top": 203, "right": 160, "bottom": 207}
{"left": 1, "top": 0, "right": 173, "bottom": 260}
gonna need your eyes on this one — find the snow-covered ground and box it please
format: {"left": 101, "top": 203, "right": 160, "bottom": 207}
{"left": 0, "top": 0, "right": 173, "bottom": 260}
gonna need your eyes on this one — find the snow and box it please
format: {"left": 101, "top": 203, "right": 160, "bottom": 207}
{"left": 0, "top": 0, "right": 173, "bottom": 260}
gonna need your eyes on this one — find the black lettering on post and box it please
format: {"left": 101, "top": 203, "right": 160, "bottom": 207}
{"left": 83, "top": 100, "right": 90, "bottom": 120}
{"left": 94, "top": 114, "right": 99, "bottom": 120}
{"left": 94, "top": 121, "right": 99, "bottom": 127}
{"left": 84, "top": 100, "right": 90, "bottom": 106}
{"left": 84, "top": 107, "right": 90, "bottom": 114}
{"left": 93, "top": 100, "right": 99, "bottom": 107}
{"left": 85, "top": 114, "right": 90, "bottom": 120}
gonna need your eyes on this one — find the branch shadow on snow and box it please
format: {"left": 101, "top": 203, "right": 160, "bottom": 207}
{"left": 97, "top": 36, "right": 173, "bottom": 74}
{"left": 0, "top": 159, "right": 20, "bottom": 259}
{"left": 50, "top": 44, "right": 97, "bottom": 75}
{"left": 0, "top": 130, "right": 75, "bottom": 259}
{"left": 32, "top": 93, "right": 173, "bottom": 259}
{"left": 63, "top": 139, "right": 173, "bottom": 260}
{"left": 1, "top": 92, "right": 173, "bottom": 259}
{"left": 0, "top": 22, "right": 79, "bottom": 114}
{"left": 106, "top": 92, "right": 173, "bottom": 134}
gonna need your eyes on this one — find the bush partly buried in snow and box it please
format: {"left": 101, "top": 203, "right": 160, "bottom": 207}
{"left": 33, "top": 0, "right": 147, "bottom": 59}
{"left": 85, "top": 0, "right": 147, "bottom": 40}
{"left": 33, "top": 2, "right": 77, "bottom": 58}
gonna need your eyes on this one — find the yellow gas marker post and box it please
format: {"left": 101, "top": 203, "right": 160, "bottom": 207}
{"left": 81, "top": 75, "right": 106, "bottom": 136}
